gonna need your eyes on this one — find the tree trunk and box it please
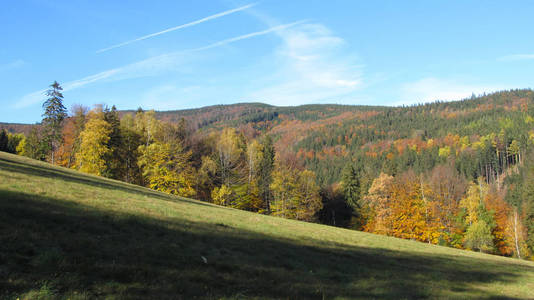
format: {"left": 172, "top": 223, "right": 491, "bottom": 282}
{"left": 51, "top": 142, "right": 55, "bottom": 165}
{"left": 513, "top": 209, "right": 522, "bottom": 259}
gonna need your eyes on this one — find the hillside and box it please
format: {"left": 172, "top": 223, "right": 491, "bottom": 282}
{"left": 0, "top": 123, "right": 35, "bottom": 135}
{"left": 4, "top": 89, "right": 534, "bottom": 259}
{"left": 142, "top": 90, "right": 534, "bottom": 185}
{"left": 110, "top": 89, "right": 534, "bottom": 187}
{"left": 1, "top": 152, "right": 534, "bottom": 299}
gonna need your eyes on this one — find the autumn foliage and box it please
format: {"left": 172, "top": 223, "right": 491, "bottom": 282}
{"left": 5, "top": 88, "right": 534, "bottom": 259}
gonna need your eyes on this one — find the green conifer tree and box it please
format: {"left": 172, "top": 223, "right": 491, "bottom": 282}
{"left": 42, "top": 81, "right": 67, "bottom": 164}
{"left": 258, "top": 135, "right": 275, "bottom": 212}
{"left": 0, "top": 130, "right": 8, "bottom": 152}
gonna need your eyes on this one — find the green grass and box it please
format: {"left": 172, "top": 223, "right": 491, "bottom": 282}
{"left": 1, "top": 152, "right": 533, "bottom": 299}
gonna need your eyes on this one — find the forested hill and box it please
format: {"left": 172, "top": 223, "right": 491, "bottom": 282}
{"left": 121, "top": 102, "right": 386, "bottom": 131}
{"left": 148, "top": 89, "right": 534, "bottom": 185}
{"left": 3, "top": 88, "right": 534, "bottom": 260}
{"left": 0, "top": 122, "right": 35, "bottom": 135}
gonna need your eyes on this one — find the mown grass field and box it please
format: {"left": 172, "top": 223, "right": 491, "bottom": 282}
{"left": 1, "top": 151, "right": 533, "bottom": 299}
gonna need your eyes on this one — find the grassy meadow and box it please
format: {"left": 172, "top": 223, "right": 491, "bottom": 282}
{"left": 1, "top": 151, "right": 534, "bottom": 299}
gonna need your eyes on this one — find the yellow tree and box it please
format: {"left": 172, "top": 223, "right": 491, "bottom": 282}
{"left": 242, "top": 139, "right": 264, "bottom": 211}
{"left": 15, "top": 136, "right": 26, "bottom": 155}
{"left": 484, "top": 189, "right": 513, "bottom": 255}
{"left": 459, "top": 180, "right": 487, "bottom": 226}
{"left": 460, "top": 180, "right": 498, "bottom": 253}
{"left": 362, "top": 172, "right": 394, "bottom": 234}
{"left": 464, "top": 220, "right": 494, "bottom": 252}
{"left": 388, "top": 172, "right": 434, "bottom": 243}
{"left": 505, "top": 207, "right": 529, "bottom": 258}
{"left": 270, "top": 164, "right": 323, "bottom": 221}
{"left": 138, "top": 142, "right": 196, "bottom": 197}
{"left": 135, "top": 110, "right": 160, "bottom": 147}
{"left": 211, "top": 184, "right": 233, "bottom": 206}
{"left": 216, "top": 128, "right": 245, "bottom": 186}
{"left": 427, "top": 164, "right": 467, "bottom": 246}
{"left": 75, "top": 109, "right": 111, "bottom": 176}
{"left": 271, "top": 165, "right": 323, "bottom": 221}
{"left": 294, "top": 170, "right": 322, "bottom": 221}
{"left": 270, "top": 165, "right": 297, "bottom": 219}
{"left": 206, "top": 128, "right": 249, "bottom": 209}
{"left": 196, "top": 155, "right": 218, "bottom": 201}
{"left": 246, "top": 140, "right": 263, "bottom": 186}
{"left": 270, "top": 166, "right": 322, "bottom": 221}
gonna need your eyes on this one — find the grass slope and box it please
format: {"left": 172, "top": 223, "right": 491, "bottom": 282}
{"left": 1, "top": 152, "right": 533, "bottom": 299}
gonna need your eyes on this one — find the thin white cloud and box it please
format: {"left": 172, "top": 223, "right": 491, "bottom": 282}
{"left": 14, "top": 55, "right": 190, "bottom": 109}
{"left": 190, "top": 20, "right": 305, "bottom": 52}
{"left": 0, "top": 59, "right": 26, "bottom": 71}
{"left": 249, "top": 23, "right": 363, "bottom": 106}
{"left": 14, "top": 69, "right": 123, "bottom": 109}
{"left": 397, "top": 77, "right": 508, "bottom": 106}
{"left": 498, "top": 54, "right": 534, "bottom": 61}
{"left": 15, "top": 89, "right": 47, "bottom": 110}
{"left": 16, "top": 22, "right": 301, "bottom": 109}
{"left": 96, "top": 3, "right": 257, "bottom": 53}
{"left": 63, "top": 69, "right": 120, "bottom": 90}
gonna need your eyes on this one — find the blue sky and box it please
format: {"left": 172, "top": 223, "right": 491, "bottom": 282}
{"left": 1, "top": 0, "right": 534, "bottom": 123}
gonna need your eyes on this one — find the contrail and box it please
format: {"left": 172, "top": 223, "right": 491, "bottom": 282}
{"left": 190, "top": 20, "right": 305, "bottom": 52}
{"left": 498, "top": 54, "right": 534, "bottom": 61}
{"left": 96, "top": 3, "right": 257, "bottom": 53}
{"left": 16, "top": 20, "right": 303, "bottom": 109}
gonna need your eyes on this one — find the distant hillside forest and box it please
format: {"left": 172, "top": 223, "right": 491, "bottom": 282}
{"left": 3, "top": 83, "right": 534, "bottom": 260}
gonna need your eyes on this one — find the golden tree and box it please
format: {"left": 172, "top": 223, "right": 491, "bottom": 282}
{"left": 75, "top": 109, "right": 111, "bottom": 176}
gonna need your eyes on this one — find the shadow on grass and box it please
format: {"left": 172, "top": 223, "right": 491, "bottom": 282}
{"left": 1, "top": 189, "right": 532, "bottom": 299}
{"left": 0, "top": 154, "right": 214, "bottom": 208}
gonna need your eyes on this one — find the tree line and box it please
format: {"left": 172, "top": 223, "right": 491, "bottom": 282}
{"left": 3, "top": 82, "right": 323, "bottom": 222}
{"left": 2, "top": 82, "right": 534, "bottom": 260}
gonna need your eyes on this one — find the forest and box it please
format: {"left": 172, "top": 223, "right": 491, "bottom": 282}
{"left": 2, "top": 82, "right": 534, "bottom": 260}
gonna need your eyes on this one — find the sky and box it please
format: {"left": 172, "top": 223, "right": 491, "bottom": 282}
{"left": 1, "top": 0, "right": 534, "bottom": 123}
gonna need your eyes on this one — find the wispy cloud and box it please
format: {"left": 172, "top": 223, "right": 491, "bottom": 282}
{"left": 16, "top": 89, "right": 47, "bottom": 110}
{"left": 249, "top": 22, "right": 363, "bottom": 106}
{"left": 96, "top": 3, "right": 257, "bottom": 53}
{"left": 498, "top": 53, "right": 534, "bottom": 61}
{"left": 14, "top": 69, "right": 123, "bottom": 109}
{"left": 16, "top": 21, "right": 301, "bottom": 109}
{"left": 397, "top": 77, "right": 507, "bottom": 105}
{"left": 190, "top": 20, "right": 305, "bottom": 52}
{"left": 14, "top": 55, "right": 190, "bottom": 109}
{"left": 63, "top": 69, "right": 120, "bottom": 90}
{"left": 0, "top": 59, "right": 26, "bottom": 72}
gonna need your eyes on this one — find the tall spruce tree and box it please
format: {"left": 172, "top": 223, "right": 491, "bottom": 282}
{"left": 341, "top": 163, "right": 361, "bottom": 211}
{"left": 0, "top": 130, "right": 8, "bottom": 152}
{"left": 42, "top": 81, "right": 67, "bottom": 164}
{"left": 258, "top": 135, "right": 275, "bottom": 212}
{"left": 104, "top": 105, "right": 124, "bottom": 179}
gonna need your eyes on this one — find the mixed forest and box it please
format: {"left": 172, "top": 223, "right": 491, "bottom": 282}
{"left": 2, "top": 82, "right": 534, "bottom": 260}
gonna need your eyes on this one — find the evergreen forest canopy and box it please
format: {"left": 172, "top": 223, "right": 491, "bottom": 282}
{"left": 3, "top": 83, "right": 534, "bottom": 260}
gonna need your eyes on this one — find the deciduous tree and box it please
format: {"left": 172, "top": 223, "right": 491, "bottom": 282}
{"left": 75, "top": 108, "right": 111, "bottom": 176}
{"left": 464, "top": 220, "right": 494, "bottom": 253}
{"left": 138, "top": 140, "right": 196, "bottom": 197}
